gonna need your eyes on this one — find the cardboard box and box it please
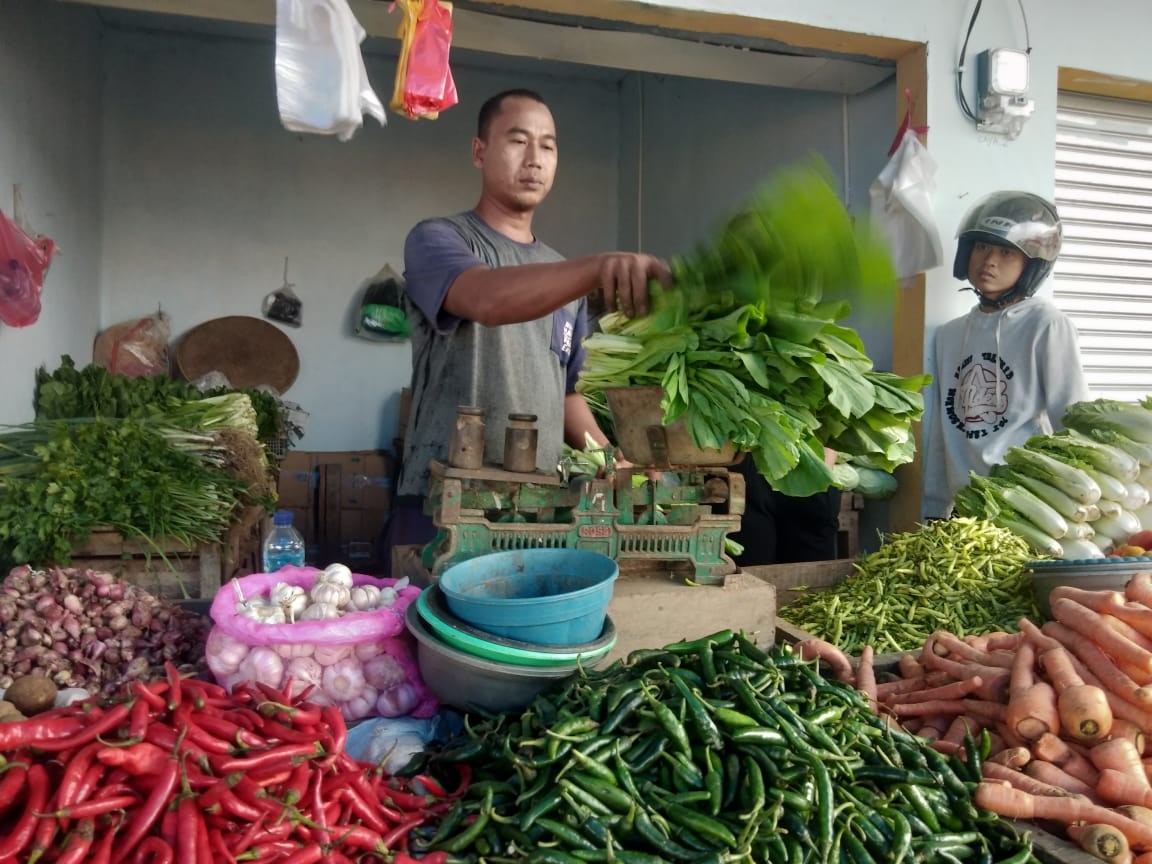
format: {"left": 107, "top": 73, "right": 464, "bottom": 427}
{"left": 277, "top": 451, "right": 316, "bottom": 510}
{"left": 305, "top": 451, "right": 394, "bottom": 511}
{"left": 276, "top": 451, "right": 395, "bottom": 569}
{"left": 837, "top": 493, "right": 864, "bottom": 559}
{"left": 336, "top": 451, "right": 394, "bottom": 510}
{"left": 742, "top": 559, "right": 855, "bottom": 644}
{"left": 284, "top": 452, "right": 390, "bottom": 570}
{"left": 742, "top": 558, "right": 854, "bottom": 608}
{"left": 284, "top": 507, "right": 316, "bottom": 546}
{"left": 338, "top": 507, "right": 389, "bottom": 564}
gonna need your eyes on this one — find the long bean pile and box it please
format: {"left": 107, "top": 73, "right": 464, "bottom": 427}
{"left": 409, "top": 630, "right": 1035, "bottom": 864}
{"left": 781, "top": 517, "right": 1040, "bottom": 654}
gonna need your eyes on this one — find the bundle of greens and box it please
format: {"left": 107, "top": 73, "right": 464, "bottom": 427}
{"left": 577, "top": 161, "right": 929, "bottom": 496}
{"left": 35, "top": 356, "right": 297, "bottom": 445}
{"left": 0, "top": 418, "right": 245, "bottom": 568}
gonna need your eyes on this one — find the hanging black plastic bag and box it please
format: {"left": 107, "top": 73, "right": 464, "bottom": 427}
{"left": 354, "top": 264, "right": 409, "bottom": 341}
{"left": 263, "top": 257, "right": 303, "bottom": 327}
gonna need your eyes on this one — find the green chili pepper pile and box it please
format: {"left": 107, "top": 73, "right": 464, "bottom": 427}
{"left": 407, "top": 630, "right": 1036, "bottom": 864}
{"left": 781, "top": 517, "right": 1041, "bottom": 655}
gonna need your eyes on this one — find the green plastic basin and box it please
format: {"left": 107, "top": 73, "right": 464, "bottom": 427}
{"left": 416, "top": 585, "right": 616, "bottom": 667}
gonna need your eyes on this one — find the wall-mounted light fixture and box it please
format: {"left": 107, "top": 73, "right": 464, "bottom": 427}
{"left": 955, "top": 1, "right": 1034, "bottom": 140}
{"left": 975, "top": 48, "right": 1034, "bottom": 139}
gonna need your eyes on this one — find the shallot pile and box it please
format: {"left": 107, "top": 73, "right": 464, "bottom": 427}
{"left": 0, "top": 565, "right": 210, "bottom": 693}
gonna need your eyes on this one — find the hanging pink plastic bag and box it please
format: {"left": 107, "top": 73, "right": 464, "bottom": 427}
{"left": 0, "top": 203, "right": 55, "bottom": 328}
{"left": 391, "top": 0, "right": 458, "bottom": 120}
{"left": 93, "top": 311, "right": 172, "bottom": 377}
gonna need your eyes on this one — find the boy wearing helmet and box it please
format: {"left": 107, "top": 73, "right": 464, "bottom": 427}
{"left": 922, "top": 191, "right": 1089, "bottom": 517}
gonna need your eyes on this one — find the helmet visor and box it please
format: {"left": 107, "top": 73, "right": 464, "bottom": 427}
{"left": 956, "top": 191, "right": 1062, "bottom": 262}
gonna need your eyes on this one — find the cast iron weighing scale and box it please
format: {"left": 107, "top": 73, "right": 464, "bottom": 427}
{"left": 421, "top": 387, "right": 745, "bottom": 585}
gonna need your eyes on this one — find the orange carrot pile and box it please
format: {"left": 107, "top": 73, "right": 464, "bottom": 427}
{"left": 802, "top": 572, "right": 1152, "bottom": 862}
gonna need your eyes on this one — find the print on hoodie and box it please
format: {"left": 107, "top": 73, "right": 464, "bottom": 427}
{"left": 946, "top": 351, "right": 1014, "bottom": 438}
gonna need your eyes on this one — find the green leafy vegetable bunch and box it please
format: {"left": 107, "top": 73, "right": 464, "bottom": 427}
{"left": 0, "top": 418, "right": 243, "bottom": 568}
{"left": 35, "top": 356, "right": 293, "bottom": 445}
{"left": 577, "top": 160, "right": 929, "bottom": 496}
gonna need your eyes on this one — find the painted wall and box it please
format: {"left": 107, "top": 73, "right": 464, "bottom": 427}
{"left": 645, "top": 0, "right": 1150, "bottom": 348}
{"left": 644, "top": 0, "right": 1149, "bottom": 521}
{"left": 94, "top": 13, "right": 889, "bottom": 452}
{"left": 616, "top": 72, "right": 899, "bottom": 553}
{"left": 97, "top": 24, "right": 621, "bottom": 451}
{"left": 3, "top": 0, "right": 1149, "bottom": 521}
{"left": 637, "top": 75, "right": 846, "bottom": 259}
{"left": 634, "top": 73, "right": 896, "bottom": 367}
{"left": 0, "top": 0, "right": 103, "bottom": 425}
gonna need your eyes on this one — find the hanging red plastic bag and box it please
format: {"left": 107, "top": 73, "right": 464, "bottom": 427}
{"left": 0, "top": 202, "right": 55, "bottom": 328}
{"left": 390, "top": 0, "right": 458, "bottom": 121}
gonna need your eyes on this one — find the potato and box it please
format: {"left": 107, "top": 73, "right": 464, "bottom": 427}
{"left": 4, "top": 674, "right": 58, "bottom": 716}
{"left": 0, "top": 700, "right": 26, "bottom": 722}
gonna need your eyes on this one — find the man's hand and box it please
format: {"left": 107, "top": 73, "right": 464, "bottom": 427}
{"left": 596, "top": 253, "right": 672, "bottom": 319}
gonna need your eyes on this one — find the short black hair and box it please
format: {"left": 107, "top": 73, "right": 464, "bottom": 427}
{"left": 476, "top": 89, "right": 547, "bottom": 140}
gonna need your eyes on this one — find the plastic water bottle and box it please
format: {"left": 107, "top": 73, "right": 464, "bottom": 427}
{"left": 262, "top": 510, "right": 306, "bottom": 572}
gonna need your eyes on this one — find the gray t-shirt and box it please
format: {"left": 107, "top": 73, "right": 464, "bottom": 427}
{"left": 398, "top": 211, "right": 589, "bottom": 496}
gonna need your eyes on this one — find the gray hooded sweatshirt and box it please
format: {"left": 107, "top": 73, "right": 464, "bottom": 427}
{"left": 922, "top": 296, "right": 1090, "bottom": 518}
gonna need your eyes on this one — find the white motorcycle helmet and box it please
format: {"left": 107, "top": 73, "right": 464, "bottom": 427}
{"left": 953, "top": 191, "right": 1062, "bottom": 308}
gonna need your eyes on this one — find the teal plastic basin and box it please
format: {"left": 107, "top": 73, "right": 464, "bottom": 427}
{"left": 438, "top": 549, "right": 618, "bottom": 646}
{"left": 416, "top": 585, "right": 616, "bottom": 667}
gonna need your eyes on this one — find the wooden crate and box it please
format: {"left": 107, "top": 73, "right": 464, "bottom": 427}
{"left": 69, "top": 527, "right": 257, "bottom": 603}
{"left": 742, "top": 558, "right": 855, "bottom": 607}
{"left": 741, "top": 558, "right": 856, "bottom": 644}
{"left": 750, "top": 565, "right": 1096, "bottom": 864}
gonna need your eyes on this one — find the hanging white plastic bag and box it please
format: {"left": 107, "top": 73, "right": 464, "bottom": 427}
{"left": 869, "top": 128, "right": 943, "bottom": 279}
{"left": 275, "top": 0, "right": 386, "bottom": 142}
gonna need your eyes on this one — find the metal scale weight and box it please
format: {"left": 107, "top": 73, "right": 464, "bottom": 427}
{"left": 422, "top": 388, "right": 745, "bottom": 585}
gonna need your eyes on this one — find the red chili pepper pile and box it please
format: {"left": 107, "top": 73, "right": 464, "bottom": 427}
{"left": 0, "top": 663, "right": 468, "bottom": 863}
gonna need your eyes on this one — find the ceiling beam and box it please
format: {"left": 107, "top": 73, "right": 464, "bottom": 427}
{"left": 56, "top": 0, "right": 893, "bottom": 93}
{"left": 463, "top": 0, "right": 920, "bottom": 62}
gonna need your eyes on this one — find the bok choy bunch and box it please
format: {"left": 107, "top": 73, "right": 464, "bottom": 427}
{"left": 577, "top": 161, "right": 930, "bottom": 497}
{"left": 952, "top": 397, "right": 1152, "bottom": 559}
